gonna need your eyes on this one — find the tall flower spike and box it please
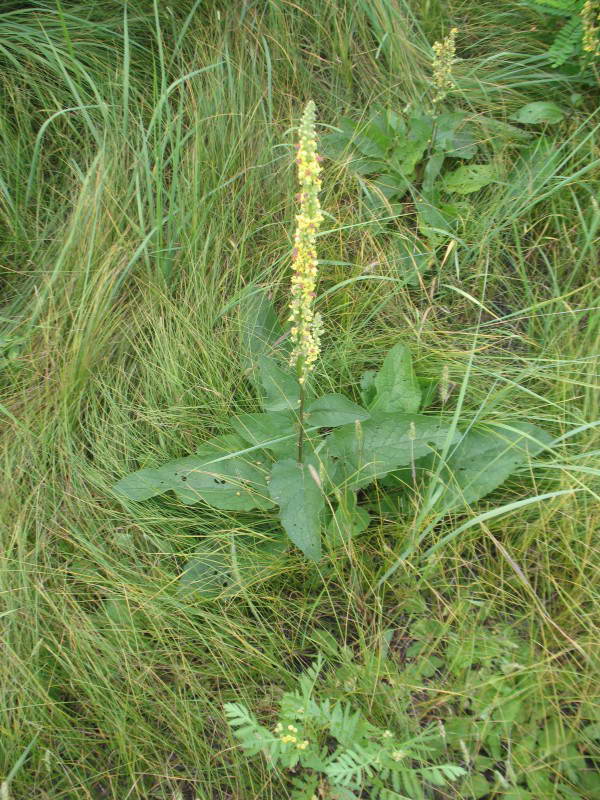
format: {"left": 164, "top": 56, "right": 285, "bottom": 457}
{"left": 288, "top": 101, "right": 323, "bottom": 385}
{"left": 432, "top": 27, "right": 458, "bottom": 104}
{"left": 582, "top": 1, "right": 600, "bottom": 57}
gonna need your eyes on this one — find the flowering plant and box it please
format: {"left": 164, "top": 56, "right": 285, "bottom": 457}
{"left": 224, "top": 655, "right": 466, "bottom": 799}
{"left": 112, "top": 103, "right": 551, "bottom": 585}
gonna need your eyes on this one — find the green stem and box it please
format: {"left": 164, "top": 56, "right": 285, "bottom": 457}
{"left": 297, "top": 381, "right": 305, "bottom": 464}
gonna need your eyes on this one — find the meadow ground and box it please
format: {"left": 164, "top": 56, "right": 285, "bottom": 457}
{"left": 0, "top": 1, "right": 599, "bottom": 798}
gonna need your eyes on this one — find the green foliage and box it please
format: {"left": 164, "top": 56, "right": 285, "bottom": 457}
{"left": 269, "top": 458, "right": 325, "bottom": 560}
{"left": 368, "top": 343, "right": 422, "bottom": 413}
{"left": 224, "top": 655, "right": 466, "bottom": 800}
{"left": 509, "top": 101, "right": 566, "bottom": 124}
{"left": 321, "top": 106, "right": 497, "bottom": 247}
{"left": 523, "top": 0, "right": 599, "bottom": 67}
{"left": 115, "top": 292, "right": 551, "bottom": 589}
{"left": 113, "top": 433, "right": 274, "bottom": 510}
{"left": 441, "top": 163, "right": 499, "bottom": 195}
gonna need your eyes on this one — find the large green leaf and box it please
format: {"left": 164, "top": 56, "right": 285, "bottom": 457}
{"left": 321, "top": 117, "right": 357, "bottom": 159}
{"left": 369, "top": 342, "right": 421, "bottom": 414}
{"left": 238, "top": 288, "right": 286, "bottom": 367}
{"left": 509, "top": 102, "right": 565, "bottom": 125}
{"left": 179, "top": 546, "right": 232, "bottom": 598}
{"left": 113, "top": 433, "right": 273, "bottom": 510}
{"left": 306, "top": 394, "right": 370, "bottom": 428}
{"left": 389, "top": 113, "right": 433, "bottom": 175}
{"left": 434, "top": 422, "right": 552, "bottom": 512}
{"left": 179, "top": 534, "right": 289, "bottom": 598}
{"left": 442, "top": 164, "right": 497, "bottom": 195}
{"left": 326, "top": 491, "right": 370, "bottom": 548}
{"left": 329, "top": 413, "right": 457, "bottom": 489}
{"left": 434, "top": 112, "right": 477, "bottom": 159}
{"left": 353, "top": 117, "right": 392, "bottom": 158}
{"left": 416, "top": 198, "right": 467, "bottom": 245}
{"left": 232, "top": 410, "right": 297, "bottom": 458}
{"left": 257, "top": 355, "right": 301, "bottom": 412}
{"left": 269, "top": 458, "right": 324, "bottom": 560}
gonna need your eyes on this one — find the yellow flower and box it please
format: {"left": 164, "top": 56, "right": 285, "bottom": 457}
{"left": 432, "top": 28, "right": 458, "bottom": 103}
{"left": 280, "top": 733, "right": 297, "bottom": 744}
{"left": 582, "top": 1, "right": 600, "bottom": 56}
{"left": 288, "top": 101, "right": 324, "bottom": 384}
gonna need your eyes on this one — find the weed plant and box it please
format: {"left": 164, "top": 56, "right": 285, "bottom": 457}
{"left": 0, "top": 1, "right": 598, "bottom": 798}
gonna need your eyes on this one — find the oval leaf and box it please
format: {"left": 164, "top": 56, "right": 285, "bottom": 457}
{"left": 434, "top": 422, "right": 553, "bottom": 512}
{"left": 257, "top": 356, "right": 301, "bottom": 412}
{"left": 509, "top": 102, "right": 565, "bottom": 125}
{"left": 442, "top": 164, "right": 497, "bottom": 195}
{"left": 232, "top": 411, "right": 296, "bottom": 459}
{"left": 114, "top": 434, "right": 273, "bottom": 510}
{"left": 306, "top": 394, "right": 370, "bottom": 428}
{"left": 329, "top": 413, "right": 458, "bottom": 490}
{"left": 369, "top": 342, "right": 421, "bottom": 414}
{"left": 238, "top": 288, "right": 286, "bottom": 368}
{"left": 269, "top": 458, "right": 324, "bottom": 560}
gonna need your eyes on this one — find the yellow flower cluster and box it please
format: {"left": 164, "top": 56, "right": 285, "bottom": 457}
{"left": 276, "top": 723, "right": 309, "bottom": 749}
{"left": 432, "top": 28, "right": 458, "bottom": 103}
{"left": 582, "top": 1, "right": 600, "bottom": 56}
{"left": 288, "top": 100, "right": 324, "bottom": 384}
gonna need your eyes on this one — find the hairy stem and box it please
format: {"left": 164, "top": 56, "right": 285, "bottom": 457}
{"left": 297, "top": 381, "right": 305, "bottom": 464}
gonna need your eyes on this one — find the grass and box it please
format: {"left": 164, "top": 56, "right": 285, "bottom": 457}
{"left": 0, "top": 1, "right": 598, "bottom": 798}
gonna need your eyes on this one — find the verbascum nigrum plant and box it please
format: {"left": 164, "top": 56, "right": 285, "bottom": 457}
{"left": 114, "top": 101, "right": 552, "bottom": 577}
{"left": 432, "top": 27, "right": 458, "bottom": 103}
{"left": 582, "top": 0, "right": 600, "bottom": 56}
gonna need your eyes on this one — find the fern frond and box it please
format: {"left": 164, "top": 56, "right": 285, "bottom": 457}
{"left": 327, "top": 745, "right": 377, "bottom": 786}
{"left": 523, "top": 0, "right": 581, "bottom": 12}
{"left": 298, "top": 654, "right": 324, "bottom": 700}
{"left": 548, "top": 14, "right": 583, "bottom": 64}
{"left": 418, "top": 763, "right": 467, "bottom": 786}
{"left": 223, "top": 702, "right": 277, "bottom": 756}
{"left": 290, "top": 774, "right": 319, "bottom": 800}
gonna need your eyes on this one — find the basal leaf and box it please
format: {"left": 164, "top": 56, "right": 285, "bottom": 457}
{"left": 180, "top": 546, "right": 233, "bottom": 598}
{"left": 180, "top": 535, "right": 288, "bottom": 598}
{"left": 369, "top": 342, "right": 421, "bottom": 414}
{"left": 269, "top": 458, "right": 324, "bottom": 560}
{"left": 434, "top": 422, "right": 553, "bottom": 512}
{"left": 321, "top": 118, "right": 357, "bottom": 159}
{"left": 257, "top": 355, "right": 301, "bottom": 412}
{"left": 351, "top": 157, "right": 388, "bottom": 176}
{"left": 422, "top": 151, "right": 445, "bottom": 194}
{"left": 306, "top": 394, "right": 370, "bottom": 428}
{"left": 389, "top": 113, "right": 433, "bottom": 175}
{"left": 394, "top": 235, "right": 433, "bottom": 285}
{"left": 416, "top": 199, "right": 467, "bottom": 245}
{"left": 238, "top": 288, "right": 286, "bottom": 368}
{"left": 433, "top": 111, "right": 464, "bottom": 149}
{"left": 372, "top": 171, "right": 410, "bottom": 199}
{"left": 232, "top": 410, "right": 296, "bottom": 458}
{"left": 326, "top": 491, "right": 370, "bottom": 548}
{"left": 354, "top": 116, "right": 393, "bottom": 158}
{"left": 442, "top": 164, "right": 497, "bottom": 195}
{"left": 113, "top": 465, "right": 169, "bottom": 502}
{"left": 509, "top": 101, "right": 565, "bottom": 125}
{"left": 359, "top": 370, "right": 377, "bottom": 407}
{"left": 434, "top": 111, "right": 477, "bottom": 159}
{"left": 329, "top": 413, "right": 457, "bottom": 489}
{"left": 114, "top": 433, "right": 273, "bottom": 511}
